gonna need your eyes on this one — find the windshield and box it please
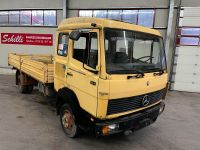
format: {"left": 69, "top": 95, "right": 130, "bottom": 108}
{"left": 104, "top": 28, "right": 166, "bottom": 74}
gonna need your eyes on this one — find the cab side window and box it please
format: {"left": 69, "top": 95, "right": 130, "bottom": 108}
{"left": 57, "top": 33, "right": 69, "bottom": 56}
{"left": 73, "top": 36, "right": 87, "bottom": 62}
{"left": 73, "top": 32, "right": 98, "bottom": 69}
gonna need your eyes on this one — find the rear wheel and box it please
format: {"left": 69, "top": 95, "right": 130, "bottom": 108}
{"left": 60, "top": 103, "right": 79, "bottom": 138}
{"left": 26, "top": 85, "right": 33, "bottom": 93}
{"left": 17, "top": 74, "right": 33, "bottom": 94}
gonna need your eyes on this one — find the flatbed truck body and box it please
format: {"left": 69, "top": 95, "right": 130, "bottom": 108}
{"left": 9, "top": 53, "right": 54, "bottom": 84}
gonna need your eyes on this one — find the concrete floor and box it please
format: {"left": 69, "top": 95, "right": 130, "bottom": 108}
{"left": 0, "top": 75, "right": 200, "bottom": 150}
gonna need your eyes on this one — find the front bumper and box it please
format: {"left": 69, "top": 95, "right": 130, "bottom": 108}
{"left": 95, "top": 101, "right": 165, "bottom": 136}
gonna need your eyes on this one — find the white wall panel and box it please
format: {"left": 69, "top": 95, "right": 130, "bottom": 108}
{"left": 176, "top": 64, "right": 199, "bottom": 73}
{"left": 183, "top": 7, "right": 200, "bottom": 17}
{"left": 176, "top": 55, "right": 197, "bottom": 65}
{"left": 172, "top": 82, "right": 200, "bottom": 93}
{"left": 173, "top": 7, "right": 200, "bottom": 93}
{"left": 182, "top": 1, "right": 200, "bottom": 7}
{"left": 182, "top": 17, "right": 200, "bottom": 26}
{"left": 179, "top": 18, "right": 183, "bottom": 27}
{"left": 176, "top": 46, "right": 200, "bottom": 56}
{"left": 174, "top": 73, "right": 200, "bottom": 83}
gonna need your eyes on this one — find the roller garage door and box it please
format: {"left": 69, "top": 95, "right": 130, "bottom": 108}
{"left": 171, "top": 7, "right": 200, "bottom": 92}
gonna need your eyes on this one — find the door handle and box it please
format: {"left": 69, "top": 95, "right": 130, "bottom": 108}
{"left": 67, "top": 72, "right": 73, "bottom": 77}
{"left": 90, "top": 81, "right": 96, "bottom": 86}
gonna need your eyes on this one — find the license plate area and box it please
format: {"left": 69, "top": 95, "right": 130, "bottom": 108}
{"left": 138, "top": 118, "right": 151, "bottom": 128}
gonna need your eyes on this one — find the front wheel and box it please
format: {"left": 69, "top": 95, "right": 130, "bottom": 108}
{"left": 60, "top": 103, "right": 79, "bottom": 138}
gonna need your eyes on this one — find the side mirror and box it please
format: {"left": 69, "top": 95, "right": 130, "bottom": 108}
{"left": 69, "top": 30, "right": 81, "bottom": 41}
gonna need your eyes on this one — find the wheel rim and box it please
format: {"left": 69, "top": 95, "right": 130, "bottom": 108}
{"left": 61, "top": 110, "right": 76, "bottom": 136}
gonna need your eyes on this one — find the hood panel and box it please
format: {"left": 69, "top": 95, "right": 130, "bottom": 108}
{"left": 109, "top": 73, "right": 168, "bottom": 99}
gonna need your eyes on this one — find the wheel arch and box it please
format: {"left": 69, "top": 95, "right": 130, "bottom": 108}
{"left": 56, "top": 87, "right": 81, "bottom": 116}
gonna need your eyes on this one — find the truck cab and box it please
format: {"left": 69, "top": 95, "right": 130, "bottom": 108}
{"left": 54, "top": 17, "right": 168, "bottom": 137}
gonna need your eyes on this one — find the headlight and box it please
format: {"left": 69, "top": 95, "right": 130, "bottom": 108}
{"left": 102, "top": 124, "right": 119, "bottom": 135}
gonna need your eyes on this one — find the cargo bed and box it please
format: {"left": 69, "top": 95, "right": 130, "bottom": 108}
{"left": 8, "top": 53, "right": 54, "bottom": 84}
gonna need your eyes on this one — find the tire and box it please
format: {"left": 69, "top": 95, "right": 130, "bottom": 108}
{"left": 18, "top": 75, "right": 27, "bottom": 93}
{"left": 17, "top": 74, "right": 33, "bottom": 94}
{"left": 60, "top": 103, "right": 79, "bottom": 138}
{"left": 26, "top": 85, "right": 33, "bottom": 94}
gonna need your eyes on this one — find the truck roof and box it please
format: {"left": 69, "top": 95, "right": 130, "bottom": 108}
{"left": 58, "top": 17, "right": 161, "bottom": 37}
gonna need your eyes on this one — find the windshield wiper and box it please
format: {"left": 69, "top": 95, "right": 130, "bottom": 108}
{"left": 154, "top": 69, "right": 165, "bottom": 76}
{"left": 127, "top": 69, "right": 144, "bottom": 79}
{"left": 148, "top": 68, "right": 165, "bottom": 76}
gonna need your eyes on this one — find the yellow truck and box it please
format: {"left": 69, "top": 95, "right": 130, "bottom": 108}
{"left": 8, "top": 17, "right": 168, "bottom": 137}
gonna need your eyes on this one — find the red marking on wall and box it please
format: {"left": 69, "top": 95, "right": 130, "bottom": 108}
{"left": 1, "top": 33, "right": 53, "bottom": 46}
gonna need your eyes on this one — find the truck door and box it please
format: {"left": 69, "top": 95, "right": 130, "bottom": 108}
{"left": 54, "top": 31, "right": 71, "bottom": 91}
{"left": 66, "top": 29, "right": 100, "bottom": 116}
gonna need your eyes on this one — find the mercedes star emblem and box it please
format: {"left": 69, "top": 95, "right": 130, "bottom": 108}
{"left": 142, "top": 95, "right": 150, "bottom": 106}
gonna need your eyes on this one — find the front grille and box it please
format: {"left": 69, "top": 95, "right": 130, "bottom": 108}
{"left": 107, "top": 89, "right": 164, "bottom": 115}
